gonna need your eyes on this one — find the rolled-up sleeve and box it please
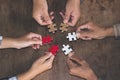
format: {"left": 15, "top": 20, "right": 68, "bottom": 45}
{"left": 113, "top": 24, "right": 120, "bottom": 38}
{"left": 0, "top": 36, "right": 3, "bottom": 45}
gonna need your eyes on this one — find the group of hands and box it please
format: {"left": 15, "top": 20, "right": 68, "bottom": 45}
{"left": 0, "top": 0, "right": 115, "bottom": 79}
{"left": 33, "top": 0, "right": 114, "bottom": 40}
{"left": 1, "top": 32, "right": 97, "bottom": 80}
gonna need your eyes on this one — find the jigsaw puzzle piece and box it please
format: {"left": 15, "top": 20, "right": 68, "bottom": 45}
{"left": 62, "top": 44, "right": 73, "bottom": 55}
{"left": 42, "top": 36, "right": 53, "bottom": 45}
{"left": 66, "top": 32, "right": 77, "bottom": 41}
{"left": 49, "top": 45, "right": 59, "bottom": 56}
{"left": 48, "top": 24, "right": 57, "bottom": 33}
{"left": 59, "top": 23, "right": 69, "bottom": 32}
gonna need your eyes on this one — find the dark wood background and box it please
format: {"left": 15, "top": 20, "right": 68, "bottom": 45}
{"left": 0, "top": 0, "right": 120, "bottom": 80}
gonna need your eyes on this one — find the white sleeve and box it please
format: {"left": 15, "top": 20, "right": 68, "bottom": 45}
{"left": 113, "top": 24, "right": 120, "bottom": 38}
{"left": 0, "top": 36, "right": 3, "bottom": 45}
{"left": 8, "top": 77, "right": 17, "bottom": 80}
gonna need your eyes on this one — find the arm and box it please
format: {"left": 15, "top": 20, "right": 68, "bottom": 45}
{"left": 0, "top": 52, "right": 54, "bottom": 80}
{"left": 0, "top": 33, "right": 42, "bottom": 49}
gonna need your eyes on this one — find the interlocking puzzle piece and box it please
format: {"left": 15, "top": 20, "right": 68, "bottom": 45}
{"left": 66, "top": 32, "right": 77, "bottom": 41}
{"left": 48, "top": 24, "right": 57, "bottom": 33}
{"left": 59, "top": 23, "right": 69, "bottom": 32}
{"left": 42, "top": 36, "right": 53, "bottom": 45}
{"left": 49, "top": 45, "right": 59, "bottom": 56}
{"left": 62, "top": 44, "right": 73, "bottom": 55}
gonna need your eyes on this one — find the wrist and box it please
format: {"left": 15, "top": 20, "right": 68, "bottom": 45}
{"left": 17, "top": 70, "right": 37, "bottom": 80}
{"left": 105, "top": 27, "right": 114, "bottom": 37}
{"left": 86, "top": 72, "right": 98, "bottom": 80}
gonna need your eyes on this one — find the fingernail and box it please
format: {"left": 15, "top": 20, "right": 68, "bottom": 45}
{"left": 64, "top": 20, "right": 68, "bottom": 23}
{"left": 76, "top": 33, "right": 80, "bottom": 39}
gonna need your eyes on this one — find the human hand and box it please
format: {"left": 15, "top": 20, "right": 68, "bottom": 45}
{"left": 33, "top": 0, "right": 54, "bottom": 25}
{"left": 14, "top": 32, "right": 42, "bottom": 49}
{"left": 67, "top": 52, "right": 97, "bottom": 80}
{"left": 17, "top": 52, "right": 55, "bottom": 80}
{"left": 60, "top": 0, "right": 80, "bottom": 26}
{"left": 76, "top": 22, "right": 114, "bottom": 40}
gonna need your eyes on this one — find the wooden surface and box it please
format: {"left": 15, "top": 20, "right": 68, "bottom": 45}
{"left": 0, "top": 0, "right": 120, "bottom": 80}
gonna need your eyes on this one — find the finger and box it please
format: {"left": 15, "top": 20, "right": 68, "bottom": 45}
{"left": 70, "top": 55, "right": 88, "bottom": 66}
{"left": 43, "top": 12, "right": 53, "bottom": 25}
{"left": 67, "top": 57, "right": 77, "bottom": 69}
{"left": 50, "top": 11, "right": 54, "bottom": 16}
{"left": 76, "top": 24, "right": 92, "bottom": 33}
{"left": 76, "top": 32, "right": 81, "bottom": 39}
{"left": 34, "top": 16, "right": 45, "bottom": 25}
{"left": 32, "top": 44, "right": 37, "bottom": 49}
{"left": 28, "top": 32, "right": 42, "bottom": 39}
{"left": 40, "top": 52, "right": 52, "bottom": 62}
{"left": 81, "top": 36, "right": 92, "bottom": 40}
{"left": 79, "top": 31, "right": 93, "bottom": 40}
{"left": 68, "top": 52, "right": 75, "bottom": 58}
{"left": 30, "top": 39, "right": 42, "bottom": 46}
{"left": 68, "top": 16, "right": 78, "bottom": 26}
{"left": 60, "top": 12, "right": 65, "bottom": 19}
{"left": 47, "top": 55, "right": 55, "bottom": 63}
{"left": 50, "top": 11, "right": 54, "bottom": 20}
{"left": 64, "top": 10, "right": 71, "bottom": 23}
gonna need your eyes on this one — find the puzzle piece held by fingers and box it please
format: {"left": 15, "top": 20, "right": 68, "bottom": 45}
{"left": 42, "top": 36, "right": 53, "bottom": 45}
{"left": 49, "top": 45, "right": 59, "bottom": 56}
{"left": 48, "top": 24, "right": 57, "bottom": 33}
{"left": 66, "top": 32, "right": 77, "bottom": 41}
{"left": 59, "top": 23, "right": 69, "bottom": 32}
{"left": 62, "top": 44, "right": 73, "bottom": 55}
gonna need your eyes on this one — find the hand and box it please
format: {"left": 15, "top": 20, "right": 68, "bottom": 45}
{"left": 14, "top": 32, "right": 42, "bottom": 49}
{"left": 76, "top": 22, "right": 114, "bottom": 40}
{"left": 67, "top": 52, "right": 97, "bottom": 80}
{"left": 17, "top": 52, "right": 55, "bottom": 80}
{"left": 60, "top": 0, "right": 80, "bottom": 26}
{"left": 33, "top": 0, "right": 54, "bottom": 25}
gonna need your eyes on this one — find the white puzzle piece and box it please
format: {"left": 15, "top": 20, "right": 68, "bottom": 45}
{"left": 66, "top": 32, "right": 77, "bottom": 41}
{"left": 62, "top": 44, "right": 73, "bottom": 55}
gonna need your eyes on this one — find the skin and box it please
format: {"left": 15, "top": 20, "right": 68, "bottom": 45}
{"left": 32, "top": 0, "right": 54, "bottom": 25}
{"left": 0, "top": 32, "right": 42, "bottom": 49}
{"left": 67, "top": 52, "right": 97, "bottom": 80}
{"left": 76, "top": 22, "right": 114, "bottom": 40}
{"left": 17, "top": 52, "right": 55, "bottom": 80}
{"left": 60, "top": 0, "right": 81, "bottom": 26}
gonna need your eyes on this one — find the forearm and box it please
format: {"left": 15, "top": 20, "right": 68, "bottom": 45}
{"left": 0, "top": 37, "right": 16, "bottom": 49}
{"left": 17, "top": 70, "right": 38, "bottom": 80}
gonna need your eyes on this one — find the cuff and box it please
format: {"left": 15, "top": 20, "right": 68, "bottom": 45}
{"left": 113, "top": 24, "right": 120, "bottom": 39}
{"left": 0, "top": 36, "right": 3, "bottom": 45}
{"left": 8, "top": 76, "right": 18, "bottom": 80}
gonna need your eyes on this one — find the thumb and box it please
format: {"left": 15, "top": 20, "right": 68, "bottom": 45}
{"left": 43, "top": 12, "right": 52, "bottom": 25}
{"left": 48, "top": 55, "right": 55, "bottom": 63}
{"left": 79, "top": 31, "right": 93, "bottom": 40}
{"left": 70, "top": 55, "right": 88, "bottom": 66}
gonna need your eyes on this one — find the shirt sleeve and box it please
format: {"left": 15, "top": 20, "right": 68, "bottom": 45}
{"left": 113, "top": 24, "right": 120, "bottom": 38}
{"left": 0, "top": 76, "right": 17, "bottom": 80}
{"left": 8, "top": 77, "right": 17, "bottom": 80}
{"left": 0, "top": 36, "right": 3, "bottom": 45}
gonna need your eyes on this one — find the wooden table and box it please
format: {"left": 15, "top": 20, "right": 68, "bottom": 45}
{"left": 0, "top": 0, "right": 120, "bottom": 80}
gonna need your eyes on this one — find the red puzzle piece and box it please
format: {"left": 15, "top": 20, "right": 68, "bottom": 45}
{"left": 49, "top": 45, "right": 59, "bottom": 56}
{"left": 42, "top": 36, "right": 53, "bottom": 45}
